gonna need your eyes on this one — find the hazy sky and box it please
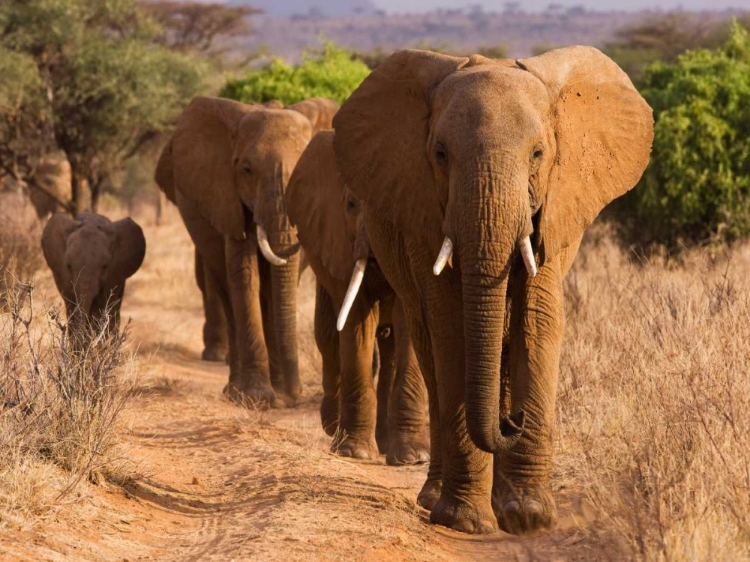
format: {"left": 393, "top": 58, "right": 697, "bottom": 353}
{"left": 374, "top": 0, "right": 749, "bottom": 12}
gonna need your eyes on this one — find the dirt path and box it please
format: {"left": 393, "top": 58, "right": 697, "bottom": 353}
{"left": 2, "top": 213, "right": 604, "bottom": 562}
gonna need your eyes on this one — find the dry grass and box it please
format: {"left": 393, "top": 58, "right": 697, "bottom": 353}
{"left": 0, "top": 278, "right": 138, "bottom": 530}
{"left": 557, "top": 224, "right": 750, "bottom": 560}
{"left": 0, "top": 191, "right": 43, "bottom": 303}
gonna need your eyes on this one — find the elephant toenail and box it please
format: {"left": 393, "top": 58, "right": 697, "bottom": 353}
{"left": 353, "top": 450, "right": 370, "bottom": 460}
{"left": 503, "top": 501, "right": 520, "bottom": 512}
{"left": 453, "top": 519, "right": 475, "bottom": 534}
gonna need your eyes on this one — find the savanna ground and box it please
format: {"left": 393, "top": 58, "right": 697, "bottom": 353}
{"left": 0, "top": 198, "right": 748, "bottom": 561}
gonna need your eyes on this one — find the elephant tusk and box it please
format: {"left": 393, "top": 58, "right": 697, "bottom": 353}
{"left": 337, "top": 259, "right": 367, "bottom": 332}
{"left": 256, "top": 224, "right": 287, "bottom": 266}
{"left": 520, "top": 236, "right": 537, "bottom": 278}
{"left": 432, "top": 237, "right": 453, "bottom": 276}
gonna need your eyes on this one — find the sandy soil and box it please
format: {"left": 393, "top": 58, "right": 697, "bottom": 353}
{"left": 1, "top": 209, "right": 610, "bottom": 561}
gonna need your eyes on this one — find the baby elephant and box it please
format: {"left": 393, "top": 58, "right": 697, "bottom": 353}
{"left": 287, "top": 130, "right": 429, "bottom": 465}
{"left": 42, "top": 213, "right": 146, "bottom": 335}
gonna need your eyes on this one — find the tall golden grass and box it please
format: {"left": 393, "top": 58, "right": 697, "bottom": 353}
{"left": 558, "top": 226, "right": 750, "bottom": 560}
{"left": 0, "top": 277, "right": 137, "bottom": 529}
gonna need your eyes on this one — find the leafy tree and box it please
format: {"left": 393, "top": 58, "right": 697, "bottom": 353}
{"left": 0, "top": 47, "right": 55, "bottom": 202}
{"left": 220, "top": 43, "right": 370, "bottom": 105}
{"left": 617, "top": 21, "right": 750, "bottom": 249}
{"left": 606, "top": 13, "right": 750, "bottom": 84}
{"left": 0, "top": 0, "right": 204, "bottom": 214}
{"left": 142, "top": 1, "right": 260, "bottom": 60}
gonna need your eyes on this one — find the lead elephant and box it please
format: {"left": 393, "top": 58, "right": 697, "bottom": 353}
{"left": 155, "top": 96, "right": 338, "bottom": 407}
{"left": 42, "top": 212, "right": 146, "bottom": 337}
{"left": 333, "top": 47, "right": 653, "bottom": 534}
{"left": 286, "top": 131, "right": 429, "bottom": 464}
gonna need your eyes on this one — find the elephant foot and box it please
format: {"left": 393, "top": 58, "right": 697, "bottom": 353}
{"left": 493, "top": 484, "right": 557, "bottom": 535}
{"left": 332, "top": 434, "right": 379, "bottom": 461}
{"left": 320, "top": 397, "right": 339, "bottom": 437}
{"left": 201, "top": 345, "right": 228, "bottom": 363}
{"left": 223, "top": 381, "right": 275, "bottom": 408}
{"left": 430, "top": 494, "right": 497, "bottom": 535}
{"left": 386, "top": 431, "right": 430, "bottom": 466}
{"left": 375, "top": 424, "right": 389, "bottom": 455}
{"left": 271, "top": 377, "right": 302, "bottom": 408}
{"left": 417, "top": 478, "right": 442, "bottom": 511}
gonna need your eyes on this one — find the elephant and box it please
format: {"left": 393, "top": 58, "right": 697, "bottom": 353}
{"left": 42, "top": 212, "right": 146, "bottom": 337}
{"left": 155, "top": 96, "right": 339, "bottom": 407}
{"left": 155, "top": 140, "right": 229, "bottom": 363}
{"left": 332, "top": 47, "right": 653, "bottom": 534}
{"left": 286, "top": 130, "right": 429, "bottom": 464}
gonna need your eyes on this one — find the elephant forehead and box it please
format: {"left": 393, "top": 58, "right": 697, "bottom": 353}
{"left": 435, "top": 67, "right": 549, "bottom": 120}
{"left": 432, "top": 69, "right": 549, "bottom": 151}
{"left": 238, "top": 110, "right": 312, "bottom": 143}
{"left": 68, "top": 226, "right": 113, "bottom": 257}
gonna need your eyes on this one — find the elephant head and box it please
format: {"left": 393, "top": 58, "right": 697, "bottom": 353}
{"left": 333, "top": 48, "right": 653, "bottom": 453}
{"left": 285, "top": 130, "right": 371, "bottom": 331}
{"left": 42, "top": 213, "right": 146, "bottom": 326}
{"left": 164, "top": 96, "right": 339, "bottom": 262}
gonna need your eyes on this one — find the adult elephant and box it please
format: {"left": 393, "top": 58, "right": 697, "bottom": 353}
{"left": 333, "top": 48, "right": 652, "bottom": 534}
{"left": 42, "top": 212, "right": 146, "bottom": 337}
{"left": 156, "top": 96, "right": 338, "bottom": 407}
{"left": 286, "top": 131, "right": 429, "bottom": 464}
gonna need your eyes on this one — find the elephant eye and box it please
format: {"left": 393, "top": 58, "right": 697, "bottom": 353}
{"left": 532, "top": 147, "right": 544, "bottom": 159}
{"left": 434, "top": 143, "right": 448, "bottom": 165}
{"left": 242, "top": 163, "right": 253, "bottom": 177}
{"left": 346, "top": 199, "right": 357, "bottom": 213}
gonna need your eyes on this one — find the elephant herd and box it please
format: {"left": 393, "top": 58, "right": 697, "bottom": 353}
{"left": 41, "top": 46, "right": 653, "bottom": 536}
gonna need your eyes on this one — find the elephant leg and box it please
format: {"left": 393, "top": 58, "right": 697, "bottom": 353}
{"left": 375, "top": 324, "right": 395, "bottom": 455}
{"left": 493, "top": 260, "right": 564, "bottom": 535}
{"left": 423, "top": 278, "right": 496, "bottom": 534}
{"left": 335, "top": 298, "right": 379, "bottom": 460}
{"left": 406, "top": 313, "right": 443, "bottom": 512}
{"left": 196, "top": 249, "right": 229, "bottom": 363}
{"left": 223, "top": 227, "right": 274, "bottom": 406}
{"left": 314, "top": 283, "right": 340, "bottom": 436}
{"left": 386, "top": 300, "right": 430, "bottom": 466}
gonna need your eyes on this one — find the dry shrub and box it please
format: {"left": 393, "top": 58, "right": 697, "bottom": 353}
{"left": 0, "top": 191, "right": 43, "bottom": 302}
{"left": 0, "top": 279, "right": 136, "bottom": 527}
{"left": 558, "top": 225, "right": 750, "bottom": 560}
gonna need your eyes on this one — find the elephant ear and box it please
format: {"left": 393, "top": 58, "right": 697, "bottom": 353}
{"left": 42, "top": 213, "right": 78, "bottom": 293}
{"left": 517, "top": 46, "right": 654, "bottom": 262}
{"left": 154, "top": 139, "right": 176, "bottom": 205}
{"left": 288, "top": 98, "right": 340, "bottom": 134}
{"left": 111, "top": 218, "right": 146, "bottom": 281}
{"left": 333, "top": 50, "right": 469, "bottom": 251}
{"left": 171, "top": 96, "right": 259, "bottom": 240}
{"left": 286, "top": 130, "right": 353, "bottom": 282}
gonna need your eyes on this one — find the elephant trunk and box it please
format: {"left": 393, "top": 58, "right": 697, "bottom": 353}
{"left": 255, "top": 164, "right": 299, "bottom": 265}
{"left": 457, "top": 166, "right": 528, "bottom": 454}
{"left": 270, "top": 250, "right": 301, "bottom": 400}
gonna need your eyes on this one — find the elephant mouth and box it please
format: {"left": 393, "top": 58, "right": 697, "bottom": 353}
{"left": 256, "top": 224, "right": 300, "bottom": 265}
{"left": 432, "top": 235, "right": 537, "bottom": 278}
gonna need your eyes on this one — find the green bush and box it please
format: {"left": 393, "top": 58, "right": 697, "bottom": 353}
{"left": 220, "top": 43, "right": 370, "bottom": 105}
{"left": 617, "top": 21, "right": 750, "bottom": 249}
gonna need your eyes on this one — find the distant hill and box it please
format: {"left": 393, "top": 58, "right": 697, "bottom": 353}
{"left": 231, "top": 0, "right": 378, "bottom": 17}
{"left": 240, "top": 9, "right": 646, "bottom": 60}
{"left": 234, "top": 7, "right": 747, "bottom": 61}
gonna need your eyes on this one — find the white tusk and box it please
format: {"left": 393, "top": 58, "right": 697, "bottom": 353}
{"left": 256, "top": 224, "right": 287, "bottom": 266}
{"left": 520, "top": 236, "right": 537, "bottom": 278}
{"left": 337, "top": 259, "right": 367, "bottom": 332}
{"left": 432, "top": 237, "right": 454, "bottom": 276}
